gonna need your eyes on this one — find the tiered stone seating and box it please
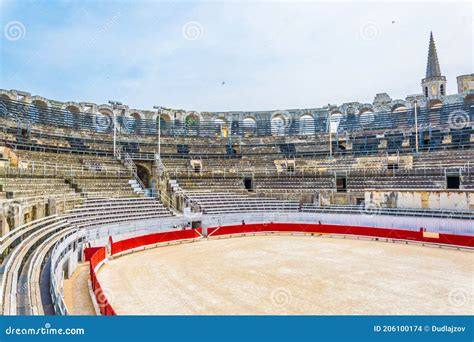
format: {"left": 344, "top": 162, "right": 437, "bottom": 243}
{"left": 178, "top": 177, "right": 246, "bottom": 193}
{"left": 184, "top": 191, "right": 299, "bottom": 214}
{"left": 66, "top": 197, "right": 172, "bottom": 228}
{"left": 346, "top": 175, "right": 446, "bottom": 190}
{"left": 10, "top": 150, "right": 130, "bottom": 178}
{"left": 0, "top": 177, "right": 75, "bottom": 199}
{"left": 254, "top": 176, "right": 334, "bottom": 191}
{"left": 73, "top": 177, "right": 139, "bottom": 198}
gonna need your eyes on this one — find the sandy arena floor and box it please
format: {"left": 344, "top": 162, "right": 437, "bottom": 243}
{"left": 97, "top": 235, "right": 474, "bottom": 315}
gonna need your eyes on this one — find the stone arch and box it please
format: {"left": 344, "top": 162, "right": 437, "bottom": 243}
{"left": 0, "top": 92, "right": 15, "bottom": 101}
{"left": 30, "top": 99, "right": 49, "bottom": 124}
{"left": 242, "top": 116, "right": 257, "bottom": 135}
{"left": 65, "top": 104, "right": 80, "bottom": 113}
{"left": 214, "top": 117, "right": 228, "bottom": 126}
{"left": 329, "top": 111, "right": 343, "bottom": 133}
{"left": 391, "top": 102, "right": 408, "bottom": 113}
{"left": 129, "top": 111, "right": 144, "bottom": 121}
{"left": 32, "top": 99, "right": 49, "bottom": 108}
{"left": 299, "top": 113, "right": 315, "bottom": 135}
{"left": 153, "top": 113, "right": 171, "bottom": 131}
{"left": 358, "top": 105, "right": 373, "bottom": 115}
{"left": 97, "top": 106, "right": 113, "bottom": 116}
{"left": 428, "top": 99, "right": 443, "bottom": 109}
{"left": 185, "top": 113, "right": 199, "bottom": 127}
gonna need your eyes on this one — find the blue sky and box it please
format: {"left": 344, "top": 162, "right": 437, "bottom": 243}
{"left": 0, "top": 0, "right": 472, "bottom": 112}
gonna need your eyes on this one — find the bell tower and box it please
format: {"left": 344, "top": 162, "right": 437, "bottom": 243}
{"left": 421, "top": 32, "right": 446, "bottom": 98}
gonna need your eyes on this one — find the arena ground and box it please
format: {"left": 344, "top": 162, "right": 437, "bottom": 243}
{"left": 96, "top": 235, "right": 473, "bottom": 315}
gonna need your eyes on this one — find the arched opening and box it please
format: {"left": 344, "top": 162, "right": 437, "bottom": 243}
{"left": 136, "top": 164, "right": 151, "bottom": 188}
{"left": 271, "top": 115, "right": 286, "bottom": 136}
{"left": 424, "top": 87, "right": 429, "bottom": 97}
{"left": 185, "top": 114, "right": 199, "bottom": 127}
{"left": 329, "top": 112, "right": 343, "bottom": 133}
{"left": 243, "top": 117, "right": 257, "bottom": 135}
{"left": 215, "top": 118, "right": 229, "bottom": 137}
{"left": 392, "top": 104, "right": 408, "bottom": 113}
{"left": 32, "top": 99, "right": 47, "bottom": 107}
{"left": 129, "top": 112, "right": 142, "bottom": 134}
{"left": 299, "top": 114, "right": 315, "bottom": 135}
{"left": 428, "top": 99, "right": 443, "bottom": 109}
{"left": 440, "top": 84, "right": 445, "bottom": 96}
{"left": 66, "top": 105, "right": 80, "bottom": 113}
{"left": 64, "top": 105, "right": 80, "bottom": 127}
{"left": 157, "top": 114, "right": 171, "bottom": 132}
{"left": 31, "top": 100, "right": 48, "bottom": 123}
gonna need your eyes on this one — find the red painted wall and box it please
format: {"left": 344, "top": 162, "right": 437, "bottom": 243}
{"left": 111, "top": 228, "right": 202, "bottom": 256}
{"left": 207, "top": 223, "right": 474, "bottom": 247}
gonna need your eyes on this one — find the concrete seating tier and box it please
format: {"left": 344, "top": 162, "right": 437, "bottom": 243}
{"left": 73, "top": 177, "right": 138, "bottom": 198}
{"left": 65, "top": 197, "right": 172, "bottom": 228}
{"left": 0, "top": 177, "right": 75, "bottom": 199}
{"left": 347, "top": 176, "right": 447, "bottom": 190}
{"left": 184, "top": 190, "right": 299, "bottom": 214}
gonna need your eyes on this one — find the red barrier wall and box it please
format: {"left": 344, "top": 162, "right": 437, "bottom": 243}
{"left": 207, "top": 223, "right": 474, "bottom": 248}
{"left": 111, "top": 228, "right": 202, "bottom": 256}
{"left": 84, "top": 247, "right": 102, "bottom": 262}
{"left": 89, "top": 246, "right": 116, "bottom": 316}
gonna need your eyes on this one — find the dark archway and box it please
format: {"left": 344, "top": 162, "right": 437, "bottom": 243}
{"left": 136, "top": 164, "right": 151, "bottom": 188}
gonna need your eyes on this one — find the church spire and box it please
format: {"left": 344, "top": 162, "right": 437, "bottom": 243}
{"left": 426, "top": 32, "right": 442, "bottom": 78}
{"left": 421, "top": 32, "right": 446, "bottom": 98}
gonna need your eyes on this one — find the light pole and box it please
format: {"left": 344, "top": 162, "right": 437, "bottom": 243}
{"left": 108, "top": 100, "right": 122, "bottom": 158}
{"left": 153, "top": 106, "right": 163, "bottom": 160}
{"left": 413, "top": 99, "right": 419, "bottom": 154}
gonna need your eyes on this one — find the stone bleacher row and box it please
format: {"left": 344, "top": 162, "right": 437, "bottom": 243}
{"left": 66, "top": 197, "right": 173, "bottom": 228}
{"left": 184, "top": 191, "right": 299, "bottom": 214}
